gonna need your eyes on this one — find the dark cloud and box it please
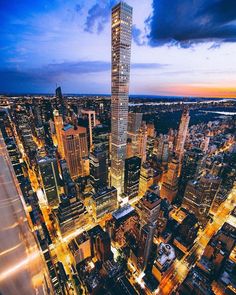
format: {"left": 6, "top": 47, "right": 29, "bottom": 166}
{"left": 84, "top": 0, "right": 117, "bottom": 34}
{"left": 0, "top": 61, "right": 166, "bottom": 92}
{"left": 147, "top": 0, "right": 236, "bottom": 47}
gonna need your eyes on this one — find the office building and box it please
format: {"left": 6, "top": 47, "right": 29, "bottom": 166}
{"left": 88, "top": 225, "right": 113, "bottom": 262}
{"left": 14, "top": 108, "right": 37, "bottom": 154}
{"left": 38, "top": 156, "right": 60, "bottom": 207}
{"left": 61, "top": 124, "right": 88, "bottom": 179}
{"left": 178, "top": 147, "right": 204, "bottom": 201}
{"left": 106, "top": 204, "right": 139, "bottom": 247}
{"left": 0, "top": 131, "right": 51, "bottom": 294}
{"left": 152, "top": 243, "right": 176, "bottom": 282}
{"left": 92, "top": 186, "right": 117, "bottom": 221}
{"left": 124, "top": 156, "right": 141, "bottom": 200}
{"left": 136, "top": 191, "right": 161, "bottom": 226}
{"left": 5, "top": 137, "right": 24, "bottom": 184}
{"left": 137, "top": 121, "right": 148, "bottom": 163}
{"left": 147, "top": 122, "right": 156, "bottom": 137}
{"left": 161, "top": 158, "right": 179, "bottom": 203}
{"left": 174, "top": 212, "right": 199, "bottom": 252}
{"left": 127, "top": 112, "right": 142, "bottom": 157}
{"left": 56, "top": 194, "right": 87, "bottom": 235}
{"left": 182, "top": 174, "right": 221, "bottom": 225}
{"left": 110, "top": 2, "right": 132, "bottom": 196}
{"left": 53, "top": 109, "right": 64, "bottom": 158}
{"left": 89, "top": 147, "right": 108, "bottom": 191}
{"left": 55, "top": 86, "right": 67, "bottom": 119}
{"left": 69, "top": 231, "right": 91, "bottom": 265}
{"left": 139, "top": 223, "right": 156, "bottom": 270}
{"left": 139, "top": 162, "right": 153, "bottom": 196}
{"left": 175, "top": 108, "right": 190, "bottom": 164}
{"left": 92, "top": 124, "right": 110, "bottom": 158}
{"left": 81, "top": 109, "right": 97, "bottom": 150}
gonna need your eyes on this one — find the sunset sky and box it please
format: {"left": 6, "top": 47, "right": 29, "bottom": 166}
{"left": 1, "top": 0, "right": 236, "bottom": 97}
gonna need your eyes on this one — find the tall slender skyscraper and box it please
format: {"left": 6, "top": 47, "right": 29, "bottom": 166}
{"left": 175, "top": 108, "right": 190, "bottom": 163}
{"left": 110, "top": 2, "right": 132, "bottom": 197}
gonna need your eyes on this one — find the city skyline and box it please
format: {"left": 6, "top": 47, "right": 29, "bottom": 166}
{"left": 1, "top": 0, "right": 236, "bottom": 97}
{"left": 0, "top": 2, "right": 236, "bottom": 294}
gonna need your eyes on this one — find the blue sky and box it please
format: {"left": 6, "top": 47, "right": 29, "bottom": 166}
{"left": 1, "top": 0, "right": 236, "bottom": 96}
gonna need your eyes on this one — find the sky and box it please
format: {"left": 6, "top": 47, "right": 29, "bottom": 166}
{"left": 1, "top": 0, "right": 236, "bottom": 97}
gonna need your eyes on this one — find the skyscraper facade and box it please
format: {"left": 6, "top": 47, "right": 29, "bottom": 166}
{"left": 89, "top": 147, "right": 108, "bottom": 191}
{"left": 61, "top": 124, "right": 88, "bottom": 179}
{"left": 175, "top": 108, "right": 190, "bottom": 163}
{"left": 124, "top": 156, "right": 141, "bottom": 200}
{"left": 38, "top": 156, "right": 60, "bottom": 207}
{"left": 110, "top": 2, "right": 132, "bottom": 196}
{"left": 54, "top": 109, "right": 64, "bottom": 158}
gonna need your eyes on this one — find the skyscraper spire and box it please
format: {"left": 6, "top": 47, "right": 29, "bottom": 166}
{"left": 110, "top": 2, "right": 133, "bottom": 197}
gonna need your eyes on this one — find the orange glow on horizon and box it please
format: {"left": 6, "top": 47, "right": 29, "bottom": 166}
{"left": 170, "top": 84, "right": 236, "bottom": 98}
{"left": 146, "top": 84, "right": 236, "bottom": 98}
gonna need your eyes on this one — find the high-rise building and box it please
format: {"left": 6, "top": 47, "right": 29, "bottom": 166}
{"left": 152, "top": 243, "right": 176, "bottom": 282}
{"left": 5, "top": 137, "right": 24, "bottom": 184}
{"left": 139, "top": 162, "right": 153, "bottom": 196}
{"left": 110, "top": 2, "right": 132, "bottom": 196}
{"left": 106, "top": 204, "right": 139, "bottom": 247}
{"left": 124, "top": 156, "right": 141, "bottom": 200}
{"left": 137, "top": 122, "right": 148, "bottom": 163}
{"left": 175, "top": 108, "right": 190, "bottom": 164}
{"left": 127, "top": 112, "right": 143, "bottom": 157}
{"left": 139, "top": 223, "right": 156, "bottom": 270}
{"left": 81, "top": 109, "right": 96, "bottom": 151}
{"left": 88, "top": 225, "right": 113, "bottom": 262}
{"left": 161, "top": 158, "right": 179, "bottom": 203}
{"left": 178, "top": 147, "right": 204, "bottom": 202}
{"left": 56, "top": 194, "right": 87, "bottom": 235}
{"left": 92, "top": 124, "right": 110, "bottom": 160}
{"left": 14, "top": 108, "right": 37, "bottom": 154}
{"left": 61, "top": 124, "right": 88, "bottom": 179}
{"left": 38, "top": 156, "right": 60, "bottom": 207}
{"left": 0, "top": 131, "right": 52, "bottom": 294}
{"left": 136, "top": 191, "right": 161, "bottom": 226}
{"left": 68, "top": 231, "right": 91, "bottom": 265}
{"left": 53, "top": 109, "right": 64, "bottom": 158}
{"left": 89, "top": 147, "right": 108, "bottom": 191}
{"left": 55, "top": 86, "right": 67, "bottom": 119}
{"left": 182, "top": 174, "right": 221, "bottom": 225}
{"left": 91, "top": 186, "right": 117, "bottom": 221}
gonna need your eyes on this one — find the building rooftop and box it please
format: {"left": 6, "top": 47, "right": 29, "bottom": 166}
{"left": 112, "top": 204, "right": 134, "bottom": 221}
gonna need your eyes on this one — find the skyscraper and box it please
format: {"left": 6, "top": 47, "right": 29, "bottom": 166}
{"left": 127, "top": 112, "right": 143, "bottom": 157}
{"left": 175, "top": 108, "right": 190, "bottom": 164}
{"left": 110, "top": 2, "right": 132, "bottom": 196}
{"left": 161, "top": 158, "right": 179, "bottom": 203}
{"left": 55, "top": 86, "right": 67, "bottom": 119}
{"left": 38, "top": 156, "right": 60, "bottom": 207}
{"left": 61, "top": 124, "right": 88, "bottom": 179}
{"left": 124, "top": 156, "right": 141, "bottom": 200}
{"left": 90, "top": 147, "right": 108, "bottom": 191}
{"left": 54, "top": 109, "right": 64, "bottom": 158}
{"left": 81, "top": 109, "right": 96, "bottom": 151}
{"left": 182, "top": 174, "right": 221, "bottom": 225}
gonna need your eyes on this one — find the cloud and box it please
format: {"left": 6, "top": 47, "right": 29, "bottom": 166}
{"left": 0, "top": 61, "right": 166, "bottom": 92}
{"left": 132, "top": 25, "right": 146, "bottom": 46}
{"left": 84, "top": 0, "right": 117, "bottom": 34}
{"left": 146, "top": 0, "right": 236, "bottom": 47}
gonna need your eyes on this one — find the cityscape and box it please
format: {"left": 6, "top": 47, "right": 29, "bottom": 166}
{"left": 1, "top": 1, "right": 236, "bottom": 295}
